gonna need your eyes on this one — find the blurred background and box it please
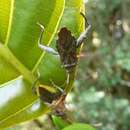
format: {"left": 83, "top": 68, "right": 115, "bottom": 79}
{"left": 72, "top": 0, "right": 130, "bottom": 130}
{"left": 5, "top": 0, "right": 130, "bottom": 130}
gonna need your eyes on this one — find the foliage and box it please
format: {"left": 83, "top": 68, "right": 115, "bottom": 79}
{"left": 0, "top": 0, "right": 65, "bottom": 128}
{"left": 0, "top": 0, "right": 85, "bottom": 129}
{"left": 2, "top": 0, "right": 130, "bottom": 130}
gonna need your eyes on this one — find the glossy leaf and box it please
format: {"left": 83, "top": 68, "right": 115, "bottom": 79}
{"left": 0, "top": 76, "right": 48, "bottom": 128}
{"left": 0, "top": 0, "right": 85, "bottom": 128}
{"left": 38, "top": 0, "right": 85, "bottom": 89}
{"left": 0, "top": 0, "right": 65, "bottom": 128}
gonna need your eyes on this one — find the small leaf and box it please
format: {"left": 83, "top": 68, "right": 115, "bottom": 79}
{"left": 62, "top": 123, "right": 96, "bottom": 130}
{"left": 52, "top": 115, "right": 70, "bottom": 130}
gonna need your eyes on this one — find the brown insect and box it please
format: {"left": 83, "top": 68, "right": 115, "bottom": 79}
{"left": 34, "top": 12, "right": 91, "bottom": 117}
{"left": 38, "top": 12, "right": 91, "bottom": 72}
{"left": 32, "top": 83, "right": 66, "bottom": 117}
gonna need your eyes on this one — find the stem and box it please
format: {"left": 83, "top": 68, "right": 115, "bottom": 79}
{"left": 64, "top": 68, "right": 76, "bottom": 94}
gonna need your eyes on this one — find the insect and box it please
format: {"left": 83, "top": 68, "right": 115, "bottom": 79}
{"left": 34, "top": 12, "right": 91, "bottom": 116}
{"left": 37, "top": 12, "right": 91, "bottom": 87}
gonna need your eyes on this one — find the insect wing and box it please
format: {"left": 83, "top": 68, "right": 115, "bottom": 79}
{"left": 56, "top": 28, "right": 77, "bottom": 70}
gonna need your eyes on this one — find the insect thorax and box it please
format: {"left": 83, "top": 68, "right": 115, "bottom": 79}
{"left": 56, "top": 27, "right": 78, "bottom": 71}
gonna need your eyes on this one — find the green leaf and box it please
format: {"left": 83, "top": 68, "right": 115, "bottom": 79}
{"left": 0, "top": 0, "right": 11, "bottom": 43}
{"left": 62, "top": 123, "right": 96, "bottom": 130}
{"left": 0, "top": 0, "right": 65, "bottom": 128}
{"left": 0, "top": 0, "right": 85, "bottom": 128}
{"left": 7, "top": 0, "right": 65, "bottom": 70}
{"left": 38, "top": 0, "right": 85, "bottom": 91}
{"left": 52, "top": 115, "right": 70, "bottom": 130}
{"left": 0, "top": 76, "right": 48, "bottom": 128}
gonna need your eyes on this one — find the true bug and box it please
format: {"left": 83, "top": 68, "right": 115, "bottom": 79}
{"left": 34, "top": 12, "right": 91, "bottom": 116}
{"left": 37, "top": 12, "right": 91, "bottom": 86}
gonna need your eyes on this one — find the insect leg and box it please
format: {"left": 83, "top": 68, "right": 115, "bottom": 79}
{"left": 76, "top": 12, "right": 92, "bottom": 48}
{"left": 37, "top": 22, "right": 58, "bottom": 55}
